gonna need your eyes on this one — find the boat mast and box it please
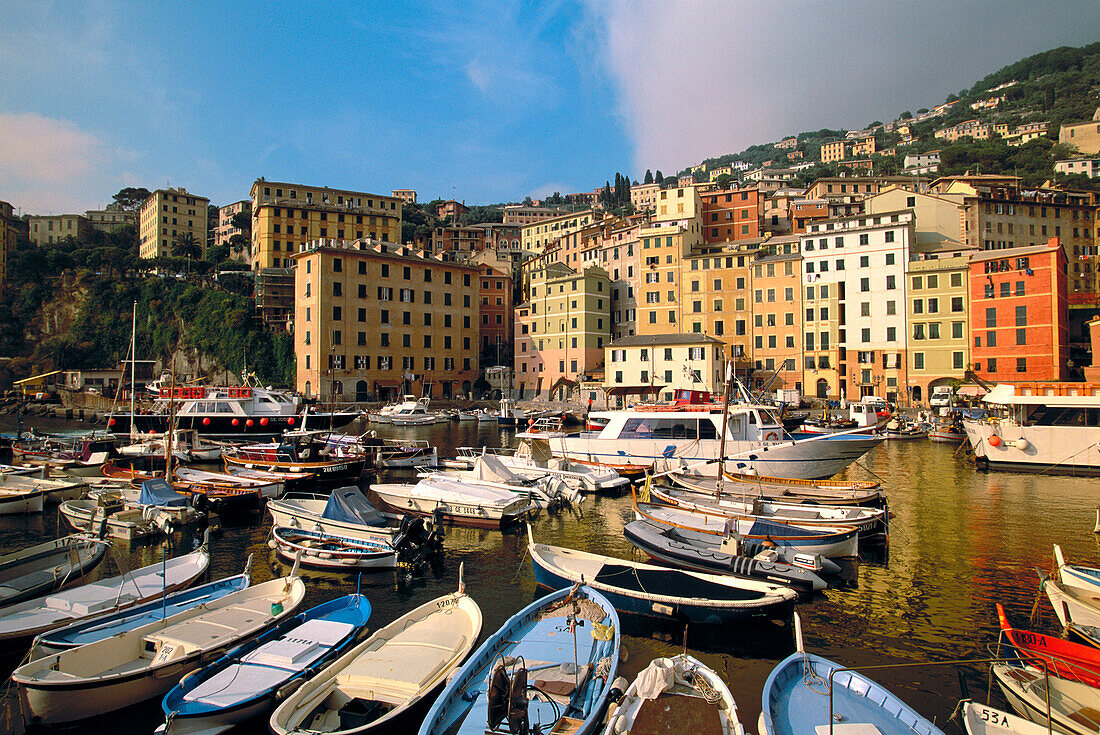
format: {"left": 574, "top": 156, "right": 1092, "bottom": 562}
{"left": 716, "top": 359, "right": 734, "bottom": 500}
{"left": 130, "top": 300, "right": 137, "bottom": 440}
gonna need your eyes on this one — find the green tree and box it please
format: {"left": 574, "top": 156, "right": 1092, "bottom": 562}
{"left": 112, "top": 187, "right": 151, "bottom": 210}
{"left": 654, "top": 170, "right": 664, "bottom": 183}
{"left": 172, "top": 231, "right": 202, "bottom": 260}
{"left": 643, "top": 169, "right": 654, "bottom": 184}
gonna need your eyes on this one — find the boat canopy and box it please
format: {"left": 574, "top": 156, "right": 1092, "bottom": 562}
{"left": 321, "top": 487, "right": 386, "bottom": 526}
{"left": 470, "top": 454, "right": 527, "bottom": 484}
{"left": 139, "top": 478, "right": 189, "bottom": 507}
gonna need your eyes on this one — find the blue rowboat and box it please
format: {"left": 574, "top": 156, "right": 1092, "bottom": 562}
{"left": 29, "top": 562, "right": 252, "bottom": 659}
{"left": 760, "top": 614, "right": 944, "bottom": 735}
{"left": 158, "top": 594, "right": 370, "bottom": 735}
{"left": 528, "top": 528, "right": 796, "bottom": 624}
{"left": 419, "top": 584, "right": 620, "bottom": 735}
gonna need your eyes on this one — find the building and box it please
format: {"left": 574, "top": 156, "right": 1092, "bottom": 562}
{"left": 255, "top": 268, "right": 295, "bottom": 328}
{"left": 479, "top": 265, "right": 513, "bottom": 361}
{"left": 471, "top": 222, "right": 523, "bottom": 266}
{"left": 776, "top": 137, "right": 798, "bottom": 150}
{"left": 748, "top": 236, "right": 803, "bottom": 390}
{"left": 520, "top": 210, "right": 594, "bottom": 255}
{"left": 215, "top": 200, "right": 251, "bottom": 263}
{"left": 0, "top": 200, "right": 17, "bottom": 297}
{"left": 934, "top": 119, "right": 992, "bottom": 142}
{"left": 250, "top": 180, "right": 401, "bottom": 270}
{"left": 1059, "top": 107, "right": 1100, "bottom": 155}
{"left": 435, "top": 200, "right": 469, "bottom": 220}
{"left": 598, "top": 219, "right": 643, "bottom": 340}
{"left": 968, "top": 242, "right": 1069, "bottom": 382}
{"left": 391, "top": 189, "right": 417, "bottom": 204}
{"left": 800, "top": 211, "right": 916, "bottom": 402}
{"left": 820, "top": 140, "right": 847, "bottom": 163}
{"left": 502, "top": 205, "right": 562, "bottom": 225}
{"left": 902, "top": 151, "right": 941, "bottom": 176}
{"left": 849, "top": 136, "right": 877, "bottom": 157}
{"left": 700, "top": 187, "right": 762, "bottom": 243}
{"left": 790, "top": 199, "right": 829, "bottom": 233}
{"left": 431, "top": 224, "right": 486, "bottom": 259}
{"left": 905, "top": 254, "right": 971, "bottom": 404}
{"left": 605, "top": 334, "right": 726, "bottom": 404}
{"left": 513, "top": 263, "right": 611, "bottom": 400}
{"left": 804, "top": 176, "right": 915, "bottom": 219}
{"left": 137, "top": 188, "right": 210, "bottom": 260}
{"left": 84, "top": 203, "right": 136, "bottom": 233}
{"left": 28, "top": 214, "right": 93, "bottom": 247}
{"left": 635, "top": 217, "right": 703, "bottom": 336}
{"left": 682, "top": 244, "right": 758, "bottom": 364}
{"left": 1055, "top": 158, "right": 1100, "bottom": 179}
{"left": 630, "top": 183, "right": 660, "bottom": 212}
{"left": 677, "top": 174, "right": 695, "bottom": 188}
{"left": 292, "top": 238, "right": 480, "bottom": 402}
{"left": 864, "top": 186, "right": 966, "bottom": 248}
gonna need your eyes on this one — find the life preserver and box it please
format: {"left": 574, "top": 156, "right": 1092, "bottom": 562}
{"left": 764, "top": 432, "right": 779, "bottom": 441}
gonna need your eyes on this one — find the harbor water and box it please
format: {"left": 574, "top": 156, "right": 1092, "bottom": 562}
{"left": 1, "top": 416, "right": 1098, "bottom": 734}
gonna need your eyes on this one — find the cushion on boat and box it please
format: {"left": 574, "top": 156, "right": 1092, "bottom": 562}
{"left": 44, "top": 586, "right": 137, "bottom": 616}
{"left": 184, "top": 663, "right": 289, "bottom": 707}
{"left": 336, "top": 642, "right": 463, "bottom": 693}
{"left": 242, "top": 620, "right": 354, "bottom": 670}
{"left": 387, "top": 623, "right": 468, "bottom": 652}
{"left": 814, "top": 725, "right": 885, "bottom": 735}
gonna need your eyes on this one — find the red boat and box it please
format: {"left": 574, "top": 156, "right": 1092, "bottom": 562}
{"left": 997, "top": 603, "right": 1100, "bottom": 688}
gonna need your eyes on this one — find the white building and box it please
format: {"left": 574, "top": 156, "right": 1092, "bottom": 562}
{"left": 902, "top": 151, "right": 941, "bottom": 176}
{"left": 1055, "top": 158, "right": 1100, "bottom": 179}
{"left": 605, "top": 333, "right": 726, "bottom": 404}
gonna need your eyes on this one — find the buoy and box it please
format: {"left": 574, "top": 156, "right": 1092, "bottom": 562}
{"left": 149, "top": 429, "right": 157, "bottom": 435}
{"left": 108, "top": 418, "right": 116, "bottom": 427}
{"left": 988, "top": 435, "right": 1002, "bottom": 447}
{"left": 231, "top": 418, "right": 239, "bottom": 426}
{"left": 202, "top": 417, "right": 210, "bottom": 426}
{"left": 246, "top": 419, "right": 254, "bottom": 427}
{"left": 1010, "top": 438, "right": 1030, "bottom": 450}
{"left": 287, "top": 417, "right": 295, "bottom": 426}
{"left": 260, "top": 417, "right": 269, "bottom": 426}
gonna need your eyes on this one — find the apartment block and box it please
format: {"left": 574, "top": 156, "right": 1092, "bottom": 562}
{"left": 292, "top": 239, "right": 479, "bottom": 402}
{"left": 597, "top": 220, "right": 643, "bottom": 340}
{"left": 84, "top": 204, "right": 136, "bottom": 233}
{"left": 28, "top": 214, "right": 93, "bottom": 247}
{"left": 683, "top": 245, "right": 757, "bottom": 362}
{"left": 902, "top": 151, "right": 941, "bottom": 176}
{"left": 749, "top": 236, "right": 803, "bottom": 390}
{"left": 520, "top": 210, "right": 594, "bottom": 255}
{"left": 865, "top": 186, "right": 966, "bottom": 248}
{"left": 820, "top": 140, "right": 847, "bottom": 163}
{"left": 1058, "top": 107, "right": 1100, "bottom": 155}
{"left": 934, "top": 119, "right": 992, "bottom": 142}
{"left": 250, "top": 180, "right": 401, "bottom": 270}
{"left": 849, "top": 136, "right": 876, "bottom": 157}
{"left": 435, "top": 200, "right": 469, "bottom": 220}
{"left": 791, "top": 200, "right": 829, "bottom": 233}
{"left": 1055, "top": 158, "right": 1100, "bottom": 179}
{"left": 804, "top": 176, "right": 915, "bottom": 219}
{"left": 630, "top": 183, "right": 659, "bottom": 212}
{"left": 479, "top": 265, "right": 514, "bottom": 358}
{"left": 635, "top": 220, "right": 702, "bottom": 335}
{"left": 605, "top": 334, "right": 726, "bottom": 403}
{"left": 0, "top": 200, "right": 17, "bottom": 297}
{"left": 968, "top": 242, "right": 1069, "bottom": 382}
{"left": 431, "top": 224, "right": 486, "bottom": 258}
{"left": 906, "top": 255, "right": 971, "bottom": 404}
{"left": 513, "top": 263, "right": 611, "bottom": 400}
{"left": 391, "top": 189, "right": 417, "bottom": 204}
{"left": 800, "top": 211, "right": 915, "bottom": 402}
{"left": 472, "top": 222, "right": 523, "bottom": 266}
{"left": 215, "top": 200, "right": 251, "bottom": 263}
{"left": 700, "top": 187, "right": 762, "bottom": 243}
{"left": 138, "top": 188, "right": 210, "bottom": 260}
{"left": 652, "top": 185, "right": 702, "bottom": 224}
{"left": 502, "top": 205, "right": 562, "bottom": 225}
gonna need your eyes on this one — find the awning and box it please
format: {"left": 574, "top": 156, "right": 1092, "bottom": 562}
{"left": 549, "top": 377, "right": 577, "bottom": 394}
{"left": 603, "top": 384, "right": 667, "bottom": 397}
{"left": 957, "top": 385, "right": 988, "bottom": 397}
{"left": 373, "top": 380, "right": 403, "bottom": 388}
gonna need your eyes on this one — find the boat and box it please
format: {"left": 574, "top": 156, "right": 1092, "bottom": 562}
{"left": 668, "top": 468, "right": 885, "bottom": 507}
{"left": 603, "top": 654, "right": 745, "bottom": 735}
{"left": 1054, "top": 544, "right": 1100, "bottom": 598}
{"left": 270, "top": 526, "right": 398, "bottom": 570}
{"left": 531, "top": 402, "right": 882, "bottom": 480}
{"left": 175, "top": 465, "right": 282, "bottom": 500}
{"left": 12, "top": 569, "right": 306, "bottom": 725}
{"left": 649, "top": 484, "right": 887, "bottom": 537}
{"left": 88, "top": 478, "right": 205, "bottom": 528}
{"left": 496, "top": 396, "right": 527, "bottom": 427}
{"left": 991, "top": 660, "right": 1100, "bottom": 735}
{"left": 222, "top": 463, "right": 316, "bottom": 490}
{"left": 493, "top": 423, "right": 632, "bottom": 494}
{"left": 417, "top": 583, "right": 620, "bottom": 735}
{"left": 0, "top": 539, "right": 210, "bottom": 644}
{"left": 224, "top": 434, "right": 368, "bottom": 481}
{"left": 928, "top": 412, "right": 967, "bottom": 443}
{"left": 623, "top": 519, "right": 830, "bottom": 593}
{"left": 961, "top": 700, "right": 1050, "bottom": 735}
{"left": 59, "top": 496, "right": 162, "bottom": 540}
{"left": 29, "top": 563, "right": 253, "bottom": 659}
{"left": 117, "top": 428, "right": 223, "bottom": 463}
{"left": 267, "top": 487, "right": 399, "bottom": 544}
{"left": 105, "top": 379, "right": 359, "bottom": 437}
{"left": 159, "top": 593, "right": 370, "bottom": 735}
{"left": 13, "top": 434, "right": 117, "bottom": 476}
{"left": 270, "top": 573, "right": 482, "bottom": 735}
{"left": 760, "top": 613, "right": 945, "bottom": 735}
{"left": 1044, "top": 576, "right": 1100, "bottom": 631}
{"left": 529, "top": 529, "right": 796, "bottom": 623}
{"left": 0, "top": 470, "right": 87, "bottom": 505}
{"left": 428, "top": 454, "right": 582, "bottom": 509}
{"left": 0, "top": 483, "right": 45, "bottom": 514}
{"left": 371, "top": 475, "right": 536, "bottom": 528}
{"left": 996, "top": 603, "right": 1100, "bottom": 689}
{"left": 0, "top": 531, "right": 108, "bottom": 609}
{"left": 884, "top": 421, "right": 928, "bottom": 440}
{"left": 636, "top": 501, "right": 860, "bottom": 559}
{"left": 963, "top": 382, "right": 1100, "bottom": 474}
{"left": 368, "top": 395, "right": 436, "bottom": 424}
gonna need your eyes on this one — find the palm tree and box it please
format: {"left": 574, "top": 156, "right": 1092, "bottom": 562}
{"left": 172, "top": 231, "right": 202, "bottom": 260}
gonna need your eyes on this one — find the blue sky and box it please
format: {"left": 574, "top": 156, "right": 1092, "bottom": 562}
{"left": 1, "top": 1, "right": 1099, "bottom": 213}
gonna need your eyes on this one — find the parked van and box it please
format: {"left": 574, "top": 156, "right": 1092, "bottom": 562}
{"left": 929, "top": 386, "right": 955, "bottom": 408}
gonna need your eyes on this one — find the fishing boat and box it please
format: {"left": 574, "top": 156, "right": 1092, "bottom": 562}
{"left": 0, "top": 531, "right": 108, "bottom": 609}
{"left": 270, "top": 573, "right": 481, "bottom": 735}
{"left": 428, "top": 454, "right": 581, "bottom": 509}
{"left": 224, "top": 437, "right": 368, "bottom": 482}
{"left": 159, "top": 593, "right": 370, "bottom": 735}
{"left": 1054, "top": 544, "right": 1100, "bottom": 598}
{"left": 371, "top": 475, "right": 536, "bottom": 528}
{"left": 623, "top": 519, "right": 830, "bottom": 593}
{"left": 636, "top": 501, "right": 860, "bottom": 559}
{"left": 1044, "top": 576, "right": 1100, "bottom": 630}
{"left": 13, "top": 434, "right": 117, "bottom": 476}
{"left": 417, "top": 583, "right": 620, "bottom": 735}
{"left": 649, "top": 484, "right": 888, "bottom": 536}
{"left": 961, "top": 700, "right": 1050, "bottom": 735}
{"left": 991, "top": 660, "right": 1100, "bottom": 735}
{"left": 367, "top": 395, "right": 436, "bottom": 424}
{"left": 996, "top": 603, "right": 1100, "bottom": 688}
{"left": 270, "top": 526, "right": 397, "bottom": 570}
{"left": 222, "top": 463, "right": 316, "bottom": 491}
{"left": 175, "top": 465, "right": 282, "bottom": 500}
{"left": 490, "top": 423, "right": 632, "bottom": 494}
{"left": 760, "top": 614, "right": 945, "bottom": 735}
{"left": 0, "top": 539, "right": 210, "bottom": 644}
{"left": 12, "top": 569, "right": 306, "bottom": 725}
{"left": 529, "top": 529, "right": 796, "bottom": 623}
{"left": 117, "top": 428, "right": 223, "bottom": 463}
{"left": 30, "top": 563, "right": 252, "bottom": 659}
{"left": 59, "top": 496, "right": 162, "bottom": 540}
{"left": 0, "top": 471, "right": 87, "bottom": 505}
{"left": 268, "top": 488, "right": 398, "bottom": 543}
{"left": 88, "top": 478, "right": 205, "bottom": 528}
{"left": 668, "top": 468, "right": 885, "bottom": 507}
{"left": 0, "top": 484, "right": 45, "bottom": 514}
{"left": 603, "top": 654, "right": 745, "bottom": 735}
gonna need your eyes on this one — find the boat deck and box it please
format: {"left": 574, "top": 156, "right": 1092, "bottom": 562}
{"left": 337, "top": 622, "right": 470, "bottom": 698}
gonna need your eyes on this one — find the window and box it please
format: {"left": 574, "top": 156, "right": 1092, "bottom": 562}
{"left": 1016, "top": 357, "right": 1027, "bottom": 373}
{"left": 1017, "top": 328, "right": 1026, "bottom": 345}
{"left": 860, "top": 278, "right": 870, "bottom": 292}
{"left": 928, "top": 323, "right": 940, "bottom": 340}
{"left": 952, "top": 321, "right": 964, "bottom": 339}
{"left": 1015, "top": 305, "right": 1027, "bottom": 326}
{"left": 861, "top": 328, "right": 870, "bottom": 342}
{"left": 884, "top": 231, "right": 895, "bottom": 244}
{"left": 886, "top": 275, "right": 896, "bottom": 290}
{"left": 951, "top": 297, "right": 963, "bottom": 312}
{"left": 860, "top": 255, "right": 869, "bottom": 267}
{"left": 887, "top": 326, "right": 896, "bottom": 342}
{"left": 987, "top": 331, "right": 997, "bottom": 347}
{"left": 986, "top": 307, "right": 996, "bottom": 328}
{"left": 332, "top": 306, "right": 342, "bottom": 321}
{"left": 951, "top": 273, "right": 962, "bottom": 288}
{"left": 913, "top": 299, "right": 923, "bottom": 314}
{"left": 928, "top": 298, "right": 938, "bottom": 314}
{"left": 1000, "top": 282, "right": 1010, "bottom": 298}
{"left": 913, "top": 352, "right": 925, "bottom": 370}
{"left": 913, "top": 324, "right": 925, "bottom": 340}
{"left": 861, "top": 302, "right": 871, "bottom": 317}
{"left": 988, "top": 358, "right": 997, "bottom": 373}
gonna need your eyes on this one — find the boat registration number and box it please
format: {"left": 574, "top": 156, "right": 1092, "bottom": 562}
{"left": 974, "top": 706, "right": 1011, "bottom": 726}
{"left": 436, "top": 596, "right": 458, "bottom": 609}
{"left": 321, "top": 464, "right": 349, "bottom": 473}
{"left": 444, "top": 504, "right": 478, "bottom": 516}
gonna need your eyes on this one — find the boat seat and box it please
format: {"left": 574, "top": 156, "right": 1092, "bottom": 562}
{"left": 1, "top": 570, "right": 60, "bottom": 593}
{"left": 813, "top": 725, "right": 885, "bottom": 735}
{"left": 184, "top": 662, "right": 291, "bottom": 707}
{"left": 147, "top": 599, "right": 275, "bottom": 654}
{"left": 44, "top": 585, "right": 138, "bottom": 616}
{"left": 336, "top": 627, "right": 468, "bottom": 694}
{"left": 242, "top": 619, "right": 354, "bottom": 671}
{"left": 531, "top": 663, "right": 592, "bottom": 703}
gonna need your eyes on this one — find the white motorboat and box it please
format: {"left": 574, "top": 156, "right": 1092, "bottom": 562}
{"left": 270, "top": 526, "right": 397, "bottom": 570}
{"left": 1054, "top": 543, "right": 1100, "bottom": 598}
{"left": 12, "top": 571, "right": 305, "bottom": 725}
{"left": 117, "top": 428, "right": 223, "bottom": 463}
{"left": 59, "top": 497, "right": 161, "bottom": 540}
{"left": 481, "top": 426, "right": 631, "bottom": 494}
{"left": 964, "top": 382, "right": 1100, "bottom": 474}
{"left": 1044, "top": 577, "right": 1100, "bottom": 630}
{"left": 991, "top": 661, "right": 1100, "bottom": 735}
{"left": 961, "top": 700, "right": 1050, "bottom": 735}
{"left": 0, "top": 471, "right": 85, "bottom": 511}
{"left": 0, "top": 540, "right": 211, "bottom": 643}
{"left": 269, "top": 576, "right": 481, "bottom": 735}
{"left": 371, "top": 475, "right": 535, "bottom": 528}
{"left": 267, "top": 488, "right": 400, "bottom": 544}
{"left": 86, "top": 479, "right": 204, "bottom": 528}
{"left": 603, "top": 654, "right": 745, "bottom": 735}
{"left": 427, "top": 454, "right": 581, "bottom": 509}
{"left": 0, "top": 533, "right": 108, "bottom": 609}
{"left": 368, "top": 395, "right": 436, "bottom": 424}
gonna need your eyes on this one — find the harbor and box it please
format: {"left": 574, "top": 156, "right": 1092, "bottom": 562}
{"left": 0, "top": 415, "right": 1096, "bottom": 734}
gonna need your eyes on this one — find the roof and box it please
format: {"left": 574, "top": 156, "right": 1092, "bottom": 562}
{"left": 969, "top": 243, "right": 1060, "bottom": 263}
{"left": 607, "top": 334, "right": 724, "bottom": 348}
{"left": 604, "top": 385, "right": 667, "bottom": 397}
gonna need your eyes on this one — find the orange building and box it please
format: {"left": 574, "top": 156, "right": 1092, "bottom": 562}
{"left": 700, "top": 187, "right": 762, "bottom": 243}
{"left": 479, "top": 265, "right": 514, "bottom": 359}
{"left": 968, "top": 240, "right": 1069, "bottom": 382}
{"left": 791, "top": 199, "right": 829, "bottom": 233}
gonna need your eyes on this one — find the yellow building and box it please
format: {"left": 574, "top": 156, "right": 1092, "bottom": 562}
{"left": 28, "top": 214, "right": 93, "bottom": 247}
{"left": 820, "top": 140, "right": 847, "bottom": 163}
{"left": 138, "top": 188, "right": 210, "bottom": 259}
{"left": 635, "top": 221, "right": 702, "bottom": 335}
{"left": 605, "top": 334, "right": 726, "bottom": 404}
{"left": 520, "top": 210, "right": 594, "bottom": 255}
{"left": 682, "top": 244, "right": 758, "bottom": 361}
{"left": 905, "top": 254, "right": 971, "bottom": 405}
{"left": 292, "top": 239, "right": 479, "bottom": 401}
{"left": 865, "top": 186, "right": 966, "bottom": 247}
{"left": 1058, "top": 107, "right": 1100, "bottom": 155}
{"left": 251, "top": 180, "right": 401, "bottom": 270}
{"left": 652, "top": 184, "right": 702, "bottom": 223}
{"left": 749, "top": 236, "right": 803, "bottom": 390}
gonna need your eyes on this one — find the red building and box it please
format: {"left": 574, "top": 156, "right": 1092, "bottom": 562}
{"left": 479, "top": 265, "right": 514, "bottom": 363}
{"left": 432, "top": 225, "right": 486, "bottom": 257}
{"left": 791, "top": 199, "right": 829, "bottom": 233}
{"left": 968, "top": 240, "right": 1069, "bottom": 382}
{"left": 700, "top": 187, "right": 762, "bottom": 244}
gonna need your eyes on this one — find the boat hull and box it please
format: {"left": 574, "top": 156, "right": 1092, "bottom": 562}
{"left": 107, "top": 411, "right": 359, "bottom": 437}
{"left": 964, "top": 420, "right": 1100, "bottom": 475}
{"left": 370, "top": 484, "right": 533, "bottom": 529}
{"left": 266, "top": 497, "right": 398, "bottom": 545}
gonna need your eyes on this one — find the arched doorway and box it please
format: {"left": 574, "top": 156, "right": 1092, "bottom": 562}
{"left": 331, "top": 380, "right": 343, "bottom": 400}
{"left": 816, "top": 378, "right": 829, "bottom": 399}
{"left": 355, "top": 380, "right": 369, "bottom": 402}
{"left": 911, "top": 385, "right": 922, "bottom": 403}
{"left": 304, "top": 381, "right": 311, "bottom": 398}
{"left": 461, "top": 380, "right": 472, "bottom": 397}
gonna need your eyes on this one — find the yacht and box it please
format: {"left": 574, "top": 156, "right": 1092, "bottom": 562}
{"left": 540, "top": 403, "right": 882, "bottom": 480}
{"left": 367, "top": 395, "right": 437, "bottom": 424}
{"left": 963, "top": 382, "right": 1100, "bottom": 474}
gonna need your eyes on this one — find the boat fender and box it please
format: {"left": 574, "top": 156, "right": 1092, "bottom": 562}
{"left": 988, "top": 435, "right": 1002, "bottom": 447}
{"left": 275, "top": 678, "right": 304, "bottom": 700}
{"left": 1010, "top": 438, "right": 1030, "bottom": 450}
{"left": 765, "top": 432, "right": 779, "bottom": 441}
{"left": 651, "top": 602, "right": 675, "bottom": 617}
{"left": 267, "top": 538, "right": 277, "bottom": 549}
{"left": 607, "top": 676, "right": 629, "bottom": 704}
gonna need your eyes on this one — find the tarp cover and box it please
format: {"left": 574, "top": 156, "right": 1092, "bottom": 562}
{"left": 471, "top": 454, "right": 526, "bottom": 484}
{"left": 322, "top": 487, "right": 386, "bottom": 526}
{"left": 139, "top": 478, "right": 189, "bottom": 507}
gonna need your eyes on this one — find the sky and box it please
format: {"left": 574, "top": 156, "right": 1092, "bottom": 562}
{"left": 1, "top": 1, "right": 1099, "bottom": 214}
